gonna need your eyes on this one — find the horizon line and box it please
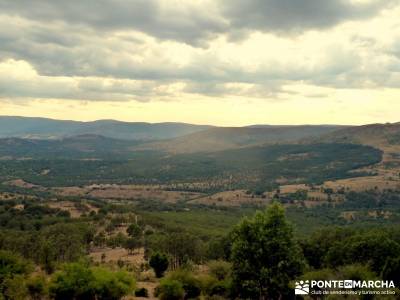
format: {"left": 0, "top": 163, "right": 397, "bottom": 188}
{"left": 1, "top": 114, "right": 392, "bottom": 128}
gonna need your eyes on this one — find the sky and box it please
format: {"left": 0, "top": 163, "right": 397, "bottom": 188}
{"left": 0, "top": 0, "right": 400, "bottom": 126}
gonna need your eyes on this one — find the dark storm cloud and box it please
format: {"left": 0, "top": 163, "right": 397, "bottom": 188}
{"left": 0, "top": 0, "right": 393, "bottom": 45}
{"left": 0, "top": 0, "right": 226, "bottom": 46}
{"left": 221, "top": 0, "right": 394, "bottom": 34}
{"left": 0, "top": 0, "right": 399, "bottom": 102}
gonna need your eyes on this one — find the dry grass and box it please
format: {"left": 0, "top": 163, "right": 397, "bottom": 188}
{"left": 341, "top": 211, "right": 357, "bottom": 221}
{"left": 0, "top": 192, "right": 18, "bottom": 201}
{"left": 54, "top": 184, "right": 203, "bottom": 203}
{"left": 47, "top": 201, "right": 98, "bottom": 218}
{"left": 90, "top": 247, "right": 145, "bottom": 266}
{"left": 13, "top": 204, "right": 24, "bottom": 210}
{"left": 279, "top": 184, "right": 310, "bottom": 194}
{"left": 322, "top": 176, "right": 400, "bottom": 192}
{"left": 189, "top": 189, "right": 269, "bottom": 207}
{"left": 6, "top": 179, "right": 39, "bottom": 189}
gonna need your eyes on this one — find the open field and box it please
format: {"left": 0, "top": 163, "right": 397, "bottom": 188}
{"left": 90, "top": 247, "right": 145, "bottom": 266}
{"left": 53, "top": 184, "right": 203, "bottom": 203}
{"left": 188, "top": 189, "right": 269, "bottom": 207}
{"left": 322, "top": 175, "right": 400, "bottom": 192}
{"left": 46, "top": 200, "right": 99, "bottom": 218}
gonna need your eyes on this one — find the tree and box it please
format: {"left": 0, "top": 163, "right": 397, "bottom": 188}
{"left": 127, "top": 224, "right": 141, "bottom": 238}
{"left": 165, "top": 233, "right": 203, "bottom": 269}
{"left": 125, "top": 238, "right": 139, "bottom": 255}
{"left": 0, "top": 250, "right": 32, "bottom": 297}
{"left": 230, "top": 202, "right": 304, "bottom": 299}
{"left": 150, "top": 252, "right": 169, "bottom": 278}
{"left": 0, "top": 250, "right": 32, "bottom": 284}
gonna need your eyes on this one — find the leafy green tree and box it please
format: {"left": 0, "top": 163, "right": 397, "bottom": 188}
{"left": 0, "top": 250, "right": 32, "bottom": 284}
{"left": 127, "top": 224, "right": 141, "bottom": 238}
{"left": 230, "top": 202, "right": 304, "bottom": 299}
{"left": 166, "top": 233, "right": 203, "bottom": 269}
{"left": 0, "top": 250, "right": 32, "bottom": 298}
{"left": 326, "top": 233, "right": 400, "bottom": 273}
{"left": 150, "top": 252, "right": 169, "bottom": 278}
{"left": 125, "top": 238, "right": 139, "bottom": 255}
{"left": 39, "top": 223, "right": 91, "bottom": 272}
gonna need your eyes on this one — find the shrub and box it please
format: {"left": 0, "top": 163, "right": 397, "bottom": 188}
{"left": 207, "top": 260, "right": 231, "bottom": 281}
{"left": 167, "top": 269, "right": 201, "bottom": 299}
{"left": 135, "top": 287, "right": 149, "bottom": 297}
{"left": 3, "top": 275, "right": 28, "bottom": 300}
{"left": 156, "top": 278, "right": 184, "bottom": 300}
{"left": 91, "top": 267, "right": 135, "bottom": 300}
{"left": 49, "top": 263, "right": 135, "bottom": 300}
{"left": 49, "top": 263, "right": 96, "bottom": 300}
{"left": 26, "top": 274, "right": 48, "bottom": 300}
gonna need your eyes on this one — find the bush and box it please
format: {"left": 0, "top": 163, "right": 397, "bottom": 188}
{"left": 382, "top": 256, "right": 400, "bottom": 282}
{"left": 167, "top": 269, "right": 201, "bottom": 299}
{"left": 207, "top": 260, "right": 231, "bottom": 281}
{"left": 0, "top": 250, "right": 32, "bottom": 283}
{"left": 210, "top": 282, "right": 228, "bottom": 297}
{"left": 91, "top": 267, "right": 136, "bottom": 300}
{"left": 49, "top": 263, "right": 96, "bottom": 300}
{"left": 135, "top": 287, "right": 149, "bottom": 297}
{"left": 156, "top": 278, "right": 184, "bottom": 300}
{"left": 49, "top": 263, "right": 135, "bottom": 300}
{"left": 0, "top": 250, "right": 32, "bottom": 297}
{"left": 26, "top": 274, "right": 48, "bottom": 300}
{"left": 197, "top": 274, "right": 218, "bottom": 296}
{"left": 3, "top": 275, "right": 28, "bottom": 300}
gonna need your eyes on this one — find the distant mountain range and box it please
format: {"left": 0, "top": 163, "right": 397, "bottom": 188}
{"left": 0, "top": 116, "right": 212, "bottom": 140}
{"left": 2, "top": 116, "right": 399, "bottom": 188}
{"left": 138, "top": 125, "right": 348, "bottom": 153}
{"left": 0, "top": 116, "right": 400, "bottom": 156}
{"left": 317, "top": 122, "right": 400, "bottom": 148}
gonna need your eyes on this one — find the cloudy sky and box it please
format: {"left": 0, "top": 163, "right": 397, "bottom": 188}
{"left": 1, "top": 0, "right": 400, "bottom": 125}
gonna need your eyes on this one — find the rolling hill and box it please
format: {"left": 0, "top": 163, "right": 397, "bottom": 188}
{"left": 0, "top": 139, "right": 382, "bottom": 189}
{"left": 0, "top": 116, "right": 212, "bottom": 140}
{"left": 317, "top": 122, "right": 400, "bottom": 148}
{"left": 0, "top": 119, "right": 385, "bottom": 190}
{"left": 138, "top": 125, "right": 348, "bottom": 153}
{"left": 0, "top": 135, "right": 143, "bottom": 159}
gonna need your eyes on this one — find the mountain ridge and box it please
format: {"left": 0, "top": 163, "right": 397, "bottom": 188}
{"left": 0, "top": 116, "right": 213, "bottom": 140}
